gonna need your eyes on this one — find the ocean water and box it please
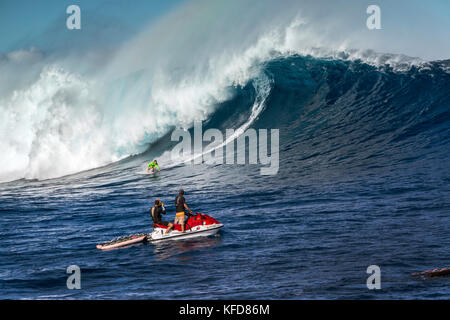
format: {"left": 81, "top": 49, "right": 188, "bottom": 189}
{"left": 1, "top": 55, "right": 449, "bottom": 299}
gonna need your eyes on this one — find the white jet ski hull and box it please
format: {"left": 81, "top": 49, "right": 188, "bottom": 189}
{"left": 149, "top": 224, "right": 223, "bottom": 242}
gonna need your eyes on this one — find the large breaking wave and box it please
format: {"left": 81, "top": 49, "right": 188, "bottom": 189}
{"left": 1, "top": 0, "right": 449, "bottom": 183}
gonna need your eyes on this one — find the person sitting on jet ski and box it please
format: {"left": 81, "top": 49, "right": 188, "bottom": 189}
{"left": 147, "top": 160, "right": 160, "bottom": 173}
{"left": 150, "top": 199, "right": 173, "bottom": 234}
{"left": 174, "top": 189, "right": 192, "bottom": 233}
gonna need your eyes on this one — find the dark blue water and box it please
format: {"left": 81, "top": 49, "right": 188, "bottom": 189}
{"left": 1, "top": 56, "right": 449, "bottom": 299}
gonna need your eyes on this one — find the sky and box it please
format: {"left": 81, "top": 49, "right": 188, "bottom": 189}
{"left": 0, "top": 0, "right": 184, "bottom": 52}
{"left": 0, "top": 0, "right": 449, "bottom": 60}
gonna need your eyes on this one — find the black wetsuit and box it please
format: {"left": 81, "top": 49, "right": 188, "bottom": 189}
{"left": 151, "top": 205, "right": 169, "bottom": 226}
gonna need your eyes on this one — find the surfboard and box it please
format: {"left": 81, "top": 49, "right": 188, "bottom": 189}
{"left": 96, "top": 233, "right": 149, "bottom": 250}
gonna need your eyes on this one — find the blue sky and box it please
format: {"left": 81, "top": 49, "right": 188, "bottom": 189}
{"left": 0, "top": 0, "right": 449, "bottom": 59}
{"left": 0, "top": 0, "right": 184, "bottom": 52}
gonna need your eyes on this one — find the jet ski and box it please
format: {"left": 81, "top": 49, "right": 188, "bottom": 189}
{"left": 149, "top": 212, "right": 223, "bottom": 242}
{"left": 96, "top": 213, "right": 223, "bottom": 249}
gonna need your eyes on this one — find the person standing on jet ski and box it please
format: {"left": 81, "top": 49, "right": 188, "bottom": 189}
{"left": 150, "top": 199, "right": 174, "bottom": 234}
{"left": 147, "top": 160, "right": 160, "bottom": 174}
{"left": 174, "top": 189, "right": 193, "bottom": 233}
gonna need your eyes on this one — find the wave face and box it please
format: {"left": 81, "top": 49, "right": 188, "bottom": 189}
{"left": 254, "top": 56, "right": 450, "bottom": 175}
{"left": 168, "top": 54, "right": 450, "bottom": 179}
{"left": 1, "top": 53, "right": 449, "bottom": 182}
